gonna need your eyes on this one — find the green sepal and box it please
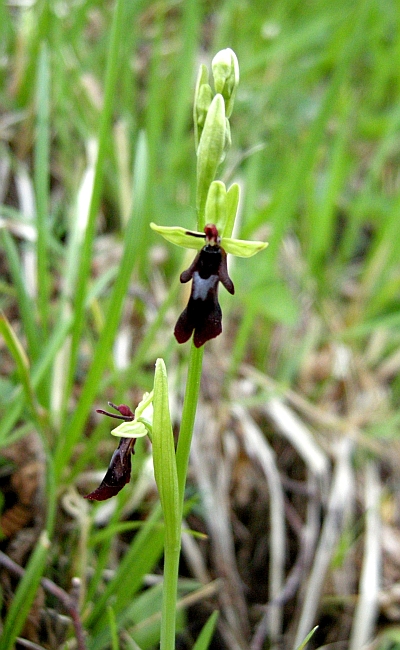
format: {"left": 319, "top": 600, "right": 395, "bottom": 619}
{"left": 111, "top": 420, "right": 148, "bottom": 438}
{"left": 204, "top": 181, "right": 227, "bottom": 234}
{"left": 221, "top": 236, "right": 268, "bottom": 257}
{"left": 152, "top": 358, "right": 180, "bottom": 547}
{"left": 150, "top": 222, "right": 205, "bottom": 250}
{"left": 150, "top": 221, "right": 268, "bottom": 258}
{"left": 110, "top": 390, "right": 154, "bottom": 438}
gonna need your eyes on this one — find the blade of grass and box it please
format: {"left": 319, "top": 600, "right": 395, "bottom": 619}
{"left": 34, "top": 43, "right": 51, "bottom": 338}
{"left": 0, "top": 312, "right": 41, "bottom": 426}
{"left": 349, "top": 462, "right": 381, "bottom": 650}
{"left": 1, "top": 531, "right": 50, "bottom": 650}
{"left": 62, "top": 0, "right": 127, "bottom": 411}
{"left": 307, "top": 93, "right": 352, "bottom": 275}
{"left": 0, "top": 313, "right": 72, "bottom": 445}
{"left": 1, "top": 229, "right": 40, "bottom": 360}
{"left": 242, "top": 0, "right": 374, "bottom": 274}
{"left": 54, "top": 132, "right": 149, "bottom": 479}
{"left": 87, "top": 503, "right": 163, "bottom": 634}
{"left": 193, "top": 611, "right": 219, "bottom": 650}
{"left": 166, "top": 0, "right": 201, "bottom": 177}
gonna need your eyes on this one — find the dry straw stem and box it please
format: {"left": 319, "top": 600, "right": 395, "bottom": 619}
{"left": 242, "top": 364, "right": 387, "bottom": 457}
{"left": 181, "top": 519, "right": 211, "bottom": 585}
{"left": 0, "top": 550, "right": 86, "bottom": 650}
{"left": 349, "top": 462, "right": 381, "bottom": 650}
{"left": 232, "top": 405, "right": 285, "bottom": 644}
{"left": 263, "top": 397, "right": 330, "bottom": 492}
{"left": 293, "top": 437, "right": 355, "bottom": 648}
{"left": 191, "top": 404, "right": 249, "bottom": 650}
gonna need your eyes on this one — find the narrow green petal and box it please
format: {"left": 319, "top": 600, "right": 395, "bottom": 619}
{"left": 134, "top": 390, "right": 153, "bottom": 418}
{"left": 150, "top": 222, "right": 205, "bottom": 250}
{"left": 111, "top": 421, "right": 148, "bottom": 438}
{"left": 221, "top": 236, "right": 268, "bottom": 257}
{"left": 224, "top": 183, "right": 240, "bottom": 237}
{"left": 204, "top": 180, "right": 227, "bottom": 233}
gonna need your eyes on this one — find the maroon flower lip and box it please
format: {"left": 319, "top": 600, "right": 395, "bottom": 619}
{"left": 174, "top": 224, "right": 234, "bottom": 348}
{"left": 84, "top": 403, "right": 137, "bottom": 502}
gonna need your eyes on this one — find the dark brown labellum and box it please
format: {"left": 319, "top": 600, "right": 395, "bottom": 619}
{"left": 84, "top": 437, "right": 136, "bottom": 501}
{"left": 84, "top": 402, "right": 137, "bottom": 501}
{"left": 174, "top": 232, "right": 234, "bottom": 347}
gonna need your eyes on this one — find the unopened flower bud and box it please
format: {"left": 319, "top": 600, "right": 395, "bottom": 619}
{"left": 196, "top": 93, "right": 226, "bottom": 227}
{"left": 212, "top": 48, "right": 239, "bottom": 118}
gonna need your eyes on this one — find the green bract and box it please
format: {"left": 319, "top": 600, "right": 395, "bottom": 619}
{"left": 193, "top": 64, "right": 212, "bottom": 151}
{"left": 196, "top": 93, "right": 226, "bottom": 227}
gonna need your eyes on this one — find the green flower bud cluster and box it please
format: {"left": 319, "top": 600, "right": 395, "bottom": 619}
{"left": 193, "top": 48, "right": 240, "bottom": 229}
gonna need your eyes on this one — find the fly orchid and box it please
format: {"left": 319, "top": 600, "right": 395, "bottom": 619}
{"left": 174, "top": 223, "right": 234, "bottom": 347}
{"left": 151, "top": 202, "right": 268, "bottom": 347}
{"left": 84, "top": 392, "right": 153, "bottom": 501}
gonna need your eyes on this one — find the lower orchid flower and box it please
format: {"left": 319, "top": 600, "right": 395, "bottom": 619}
{"left": 84, "top": 393, "right": 153, "bottom": 501}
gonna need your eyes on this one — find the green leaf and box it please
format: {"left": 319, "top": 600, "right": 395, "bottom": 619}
{"left": 295, "top": 626, "right": 318, "bottom": 650}
{"left": 152, "top": 359, "right": 180, "bottom": 548}
{"left": 0, "top": 312, "right": 37, "bottom": 412}
{"left": 193, "top": 611, "right": 219, "bottom": 650}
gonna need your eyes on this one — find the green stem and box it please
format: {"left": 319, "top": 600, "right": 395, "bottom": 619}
{"left": 160, "top": 541, "right": 181, "bottom": 650}
{"left": 159, "top": 344, "right": 204, "bottom": 650}
{"left": 175, "top": 343, "right": 204, "bottom": 514}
